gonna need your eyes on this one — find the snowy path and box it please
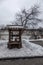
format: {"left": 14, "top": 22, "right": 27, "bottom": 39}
{"left": 0, "top": 39, "right": 43, "bottom": 58}
{"left": 23, "top": 39, "right": 43, "bottom": 55}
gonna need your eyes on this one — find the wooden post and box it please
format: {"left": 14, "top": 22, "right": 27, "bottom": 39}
{"left": 19, "top": 29, "right": 22, "bottom": 48}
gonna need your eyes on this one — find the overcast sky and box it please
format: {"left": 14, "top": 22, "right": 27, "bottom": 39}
{"left": 0, "top": 0, "right": 43, "bottom": 26}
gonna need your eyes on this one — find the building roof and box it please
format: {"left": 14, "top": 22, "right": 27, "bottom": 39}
{"left": 7, "top": 25, "right": 24, "bottom": 29}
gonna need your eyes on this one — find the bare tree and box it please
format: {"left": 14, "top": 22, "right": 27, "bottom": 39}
{"left": 14, "top": 4, "right": 42, "bottom": 28}
{"left": 11, "top": 4, "right": 42, "bottom": 38}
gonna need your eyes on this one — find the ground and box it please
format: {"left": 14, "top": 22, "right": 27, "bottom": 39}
{"left": 0, "top": 58, "right": 43, "bottom": 65}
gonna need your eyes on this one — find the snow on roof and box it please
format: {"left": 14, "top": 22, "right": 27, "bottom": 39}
{"left": 7, "top": 25, "right": 24, "bottom": 29}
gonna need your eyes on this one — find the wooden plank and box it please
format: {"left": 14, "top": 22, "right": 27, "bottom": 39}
{"left": 9, "top": 42, "right": 20, "bottom": 44}
{"left": 10, "top": 35, "right": 19, "bottom": 36}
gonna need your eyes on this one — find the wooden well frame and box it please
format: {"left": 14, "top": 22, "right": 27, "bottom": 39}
{"left": 7, "top": 25, "right": 24, "bottom": 49}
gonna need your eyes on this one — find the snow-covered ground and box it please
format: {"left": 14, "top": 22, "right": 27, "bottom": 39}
{"left": 0, "top": 37, "right": 43, "bottom": 58}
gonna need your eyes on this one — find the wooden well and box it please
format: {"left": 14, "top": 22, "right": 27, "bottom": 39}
{"left": 7, "top": 25, "right": 24, "bottom": 49}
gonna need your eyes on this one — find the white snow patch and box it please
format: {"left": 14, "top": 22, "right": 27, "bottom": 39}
{"left": 0, "top": 38, "right": 43, "bottom": 58}
{"left": 29, "top": 39, "right": 43, "bottom": 41}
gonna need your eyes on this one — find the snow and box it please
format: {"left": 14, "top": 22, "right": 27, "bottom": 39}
{"left": 29, "top": 39, "right": 43, "bottom": 41}
{"left": 0, "top": 37, "right": 43, "bottom": 58}
{"left": 7, "top": 25, "right": 24, "bottom": 29}
{"left": 23, "top": 39, "right": 43, "bottom": 54}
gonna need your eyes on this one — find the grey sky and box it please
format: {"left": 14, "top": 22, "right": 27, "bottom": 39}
{"left": 0, "top": 0, "right": 43, "bottom": 25}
